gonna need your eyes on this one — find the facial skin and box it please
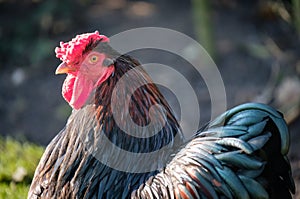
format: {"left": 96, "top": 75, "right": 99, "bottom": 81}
{"left": 56, "top": 51, "right": 114, "bottom": 109}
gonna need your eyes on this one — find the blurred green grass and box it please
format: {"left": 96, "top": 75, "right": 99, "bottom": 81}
{"left": 0, "top": 137, "right": 44, "bottom": 199}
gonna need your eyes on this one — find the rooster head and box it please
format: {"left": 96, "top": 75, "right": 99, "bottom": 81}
{"left": 55, "top": 31, "right": 115, "bottom": 109}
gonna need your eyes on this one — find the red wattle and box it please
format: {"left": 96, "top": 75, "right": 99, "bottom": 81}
{"left": 69, "top": 73, "right": 94, "bottom": 110}
{"left": 61, "top": 66, "right": 114, "bottom": 110}
{"left": 62, "top": 74, "right": 76, "bottom": 104}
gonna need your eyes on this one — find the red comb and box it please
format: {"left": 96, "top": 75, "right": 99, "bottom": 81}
{"left": 55, "top": 31, "right": 109, "bottom": 65}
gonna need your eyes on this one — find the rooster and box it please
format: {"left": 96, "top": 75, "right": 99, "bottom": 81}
{"left": 28, "top": 31, "right": 295, "bottom": 199}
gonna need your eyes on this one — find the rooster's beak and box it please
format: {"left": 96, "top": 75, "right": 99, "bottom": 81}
{"left": 55, "top": 63, "right": 76, "bottom": 74}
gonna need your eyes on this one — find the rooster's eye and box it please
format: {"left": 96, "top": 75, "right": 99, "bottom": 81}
{"left": 89, "top": 55, "right": 98, "bottom": 63}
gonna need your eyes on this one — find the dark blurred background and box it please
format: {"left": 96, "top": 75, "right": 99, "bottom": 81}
{"left": 1, "top": 0, "right": 300, "bottom": 197}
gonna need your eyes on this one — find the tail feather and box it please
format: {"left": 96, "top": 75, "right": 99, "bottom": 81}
{"left": 134, "top": 103, "right": 295, "bottom": 198}
{"left": 210, "top": 103, "right": 290, "bottom": 155}
{"left": 203, "top": 103, "right": 295, "bottom": 198}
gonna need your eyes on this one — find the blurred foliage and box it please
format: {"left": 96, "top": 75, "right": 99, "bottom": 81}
{"left": 0, "top": 136, "right": 44, "bottom": 198}
{"left": 191, "top": 0, "right": 300, "bottom": 59}
{"left": 191, "top": 0, "right": 215, "bottom": 58}
{"left": 259, "top": 0, "right": 300, "bottom": 34}
{"left": 0, "top": 0, "right": 299, "bottom": 71}
{"left": 0, "top": 0, "right": 91, "bottom": 69}
{"left": 292, "top": 0, "right": 300, "bottom": 35}
{"left": 0, "top": 183, "right": 29, "bottom": 199}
